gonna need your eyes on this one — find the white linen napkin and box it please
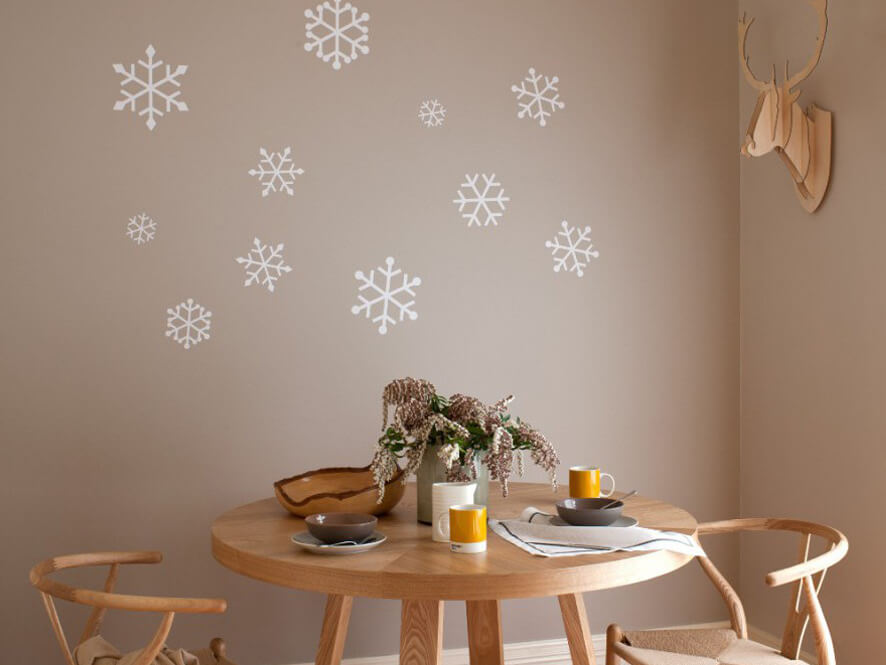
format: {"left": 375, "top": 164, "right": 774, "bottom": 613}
{"left": 488, "top": 507, "right": 705, "bottom": 558}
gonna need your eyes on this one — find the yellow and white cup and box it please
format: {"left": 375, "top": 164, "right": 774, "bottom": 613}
{"left": 569, "top": 466, "right": 616, "bottom": 499}
{"left": 449, "top": 504, "right": 487, "bottom": 554}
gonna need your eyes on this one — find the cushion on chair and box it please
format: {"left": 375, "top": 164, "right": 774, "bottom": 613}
{"left": 624, "top": 628, "right": 739, "bottom": 658}
{"left": 617, "top": 630, "right": 809, "bottom": 665}
{"left": 73, "top": 636, "right": 208, "bottom": 665}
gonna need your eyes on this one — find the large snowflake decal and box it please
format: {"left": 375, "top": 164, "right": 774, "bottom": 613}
{"left": 545, "top": 220, "right": 599, "bottom": 277}
{"left": 351, "top": 256, "right": 421, "bottom": 335}
{"left": 126, "top": 213, "right": 156, "bottom": 245}
{"left": 113, "top": 45, "right": 188, "bottom": 131}
{"left": 418, "top": 99, "right": 446, "bottom": 127}
{"left": 511, "top": 67, "right": 564, "bottom": 127}
{"left": 453, "top": 174, "right": 510, "bottom": 227}
{"left": 248, "top": 147, "right": 305, "bottom": 197}
{"left": 235, "top": 237, "right": 293, "bottom": 293}
{"left": 165, "top": 298, "right": 212, "bottom": 350}
{"left": 305, "top": 0, "right": 370, "bottom": 71}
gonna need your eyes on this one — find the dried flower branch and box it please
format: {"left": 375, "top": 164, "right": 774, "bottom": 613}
{"left": 371, "top": 377, "right": 560, "bottom": 501}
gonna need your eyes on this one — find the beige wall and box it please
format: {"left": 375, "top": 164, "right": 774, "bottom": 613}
{"left": 0, "top": 1, "right": 739, "bottom": 663}
{"left": 739, "top": 1, "right": 886, "bottom": 663}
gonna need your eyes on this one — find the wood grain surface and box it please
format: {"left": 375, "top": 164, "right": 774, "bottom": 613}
{"left": 211, "top": 483, "right": 697, "bottom": 600}
{"left": 400, "top": 600, "right": 443, "bottom": 665}
{"left": 465, "top": 600, "right": 503, "bottom": 665}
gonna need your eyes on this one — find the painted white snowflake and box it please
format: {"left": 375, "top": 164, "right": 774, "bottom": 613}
{"left": 453, "top": 174, "right": 510, "bottom": 227}
{"left": 113, "top": 45, "right": 188, "bottom": 131}
{"left": 545, "top": 220, "right": 599, "bottom": 277}
{"left": 351, "top": 257, "right": 421, "bottom": 335}
{"left": 165, "top": 298, "right": 211, "bottom": 350}
{"left": 511, "top": 67, "right": 564, "bottom": 127}
{"left": 305, "top": 0, "right": 370, "bottom": 71}
{"left": 248, "top": 147, "right": 305, "bottom": 197}
{"left": 418, "top": 99, "right": 446, "bottom": 127}
{"left": 235, "top": 237, "right": 292, "bottom": 293}
{"left": 126, "top": 213, "right": 156, "bottom": 245}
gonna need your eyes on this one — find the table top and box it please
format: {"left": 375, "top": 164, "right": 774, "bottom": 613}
{"left": 211, "top": 483, "right": 697, "bottom": 600}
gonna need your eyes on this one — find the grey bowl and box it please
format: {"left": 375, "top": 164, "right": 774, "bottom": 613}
{"left": 305, "top": 512, "right": 377, "bottom": 544}
{"left": 555, "top": 498, "right": 624, "bottom": 526}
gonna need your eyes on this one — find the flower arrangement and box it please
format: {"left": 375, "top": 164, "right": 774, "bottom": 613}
{"left": 370, "top": 377, "right": 560, "bottom": 501}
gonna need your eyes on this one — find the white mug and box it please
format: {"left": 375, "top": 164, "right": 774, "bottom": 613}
{"left": 432, "top": 481, "right": 477, "bottom": 542}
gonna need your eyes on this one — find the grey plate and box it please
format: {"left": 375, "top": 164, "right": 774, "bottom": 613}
{"left": 550, "top": 515, "right": 638, "bottom": 528}
{"left": 291, "top": 530, "right": 386, "bottom": 555}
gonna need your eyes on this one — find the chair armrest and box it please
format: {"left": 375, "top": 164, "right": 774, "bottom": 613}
{"left": 34, "top": 575, "right": 227, "bottom": 613}
{"left": 695, "top": 519, "right": 849, "bottom": 587}
{"left": 697, "top": 518, "right": 770, "bottom": 535}
{"left": 30, "top": 552, "right": 227, "bottom": 613}
{"left": 766, "top": 537, "right": 848, "bottom": 587}
{"left": 30, "top": 552, "right": 163, "bottom": 583}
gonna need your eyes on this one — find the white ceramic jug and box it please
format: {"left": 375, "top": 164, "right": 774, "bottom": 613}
{"left": 431, "top": 481, "right": 477, "bottom": 542}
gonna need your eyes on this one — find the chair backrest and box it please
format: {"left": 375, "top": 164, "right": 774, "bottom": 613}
{"left": 695, "top": 518, "right": 848, "bottom": 665}
{"left": 30, "top": 551, "right": 227, "bottom": 665}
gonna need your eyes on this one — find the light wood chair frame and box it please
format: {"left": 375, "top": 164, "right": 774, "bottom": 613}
{"left": 30, "top": 551, "right": 228, "bottom": 665}
{"left": 606, "top": 518, "right": 848, "bottom": 665}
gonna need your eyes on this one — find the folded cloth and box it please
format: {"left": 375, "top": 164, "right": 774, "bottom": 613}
{"left": 488, "top": 507, "right": 705, "bottom": 558}
{"left": 73, "top": 635, "right": 200, "bottom": 665}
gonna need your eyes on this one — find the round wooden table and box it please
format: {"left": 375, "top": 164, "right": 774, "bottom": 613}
{"left": 211, "top": 483, "right": 697, "bottom": 665}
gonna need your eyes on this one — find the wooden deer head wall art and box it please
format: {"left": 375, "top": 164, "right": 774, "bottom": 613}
{"left": 738, "top": 0, "right": 832, "bottom": 212}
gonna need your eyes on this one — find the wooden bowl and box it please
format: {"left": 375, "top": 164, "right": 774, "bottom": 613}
{"left": 274, "top": 465, "right": 405, "bottom": 517}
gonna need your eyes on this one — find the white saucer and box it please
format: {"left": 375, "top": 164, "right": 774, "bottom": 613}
{"left": 291, "top": 530, "right": 386, "bottom": 555}
{"left": 551, "top": 515, "right": 639, "bottom": 528}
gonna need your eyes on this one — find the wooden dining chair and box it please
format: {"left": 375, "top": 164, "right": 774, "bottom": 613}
{"left": 30, "top": 551, "right": 237, "bottom": 665}
{"left": 605, "top": 518, "right": 848, "bottom": 665}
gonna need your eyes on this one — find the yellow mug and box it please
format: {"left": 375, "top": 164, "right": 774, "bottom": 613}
{"left": 569, "top": 466, "right": 615, "bottom": 499}
{"left": 449, "top": 504, "right": 487, "bottom": 553}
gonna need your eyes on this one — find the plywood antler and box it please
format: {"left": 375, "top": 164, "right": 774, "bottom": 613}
{"left": 738, "top": 13, "right": 770, "bottom": 91}
{"left": 786, "top": 0, "right": 828, "bottom": 90}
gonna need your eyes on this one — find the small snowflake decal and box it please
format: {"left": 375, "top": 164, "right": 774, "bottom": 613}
{"left": 248, "top": 147, "right": 305, "bottom": 197}
{"left": 126, "top": 213, "right": 156, "bottom": 245}
{"left": 235, "top": 237, "right": 293, "bottom": 293}
{"left": 351, "top": 256, "right": 421, "bottom": 335}
{"left": 165, "top": 298, "right": 211, "bottom": 350}
{"left": 511, "top": 67, "right": 564, "bottom": 127}
{"left": 418, "top": 99, "right": 446, "bottom": 127}
{"left": 305, "top": 0, "right": 370, "bottom": 71}
{"left": 113, "top": 45, "right": 188, "bottom": 131}
{"left": 545, "top": 220, "right": 599, "bottom": 277}
{"left": 453, "top": 174, "right": 510, "bottom": 227}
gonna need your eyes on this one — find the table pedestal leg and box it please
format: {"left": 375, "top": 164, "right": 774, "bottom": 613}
{"left": 316, "top": 594, "right": 353, "bottom": 665}
{"left": 466, "top": 600, "right": 504, "bottom": 665}
{"left": 558, "top": 593, "right": 596, "bottom": 665}
{"left": 400, "top": 600, "right": 444, "bottom": 665}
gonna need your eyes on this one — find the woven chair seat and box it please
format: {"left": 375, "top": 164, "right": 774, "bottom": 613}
{"left": 619, "top": 629, "right": 808, "bottom": 665}
{"left": 624, "top": 628, "right": 739, "bottom": 658}
{"left": 618, "top": 643, "right": 719, "bottom": 665}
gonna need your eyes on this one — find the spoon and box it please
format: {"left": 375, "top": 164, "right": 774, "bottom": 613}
{"left": 601, "top": 490, "right": 637, "bottom": 510}
{"left": 319, "top": 535, "right": 374, "bottom": 548}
